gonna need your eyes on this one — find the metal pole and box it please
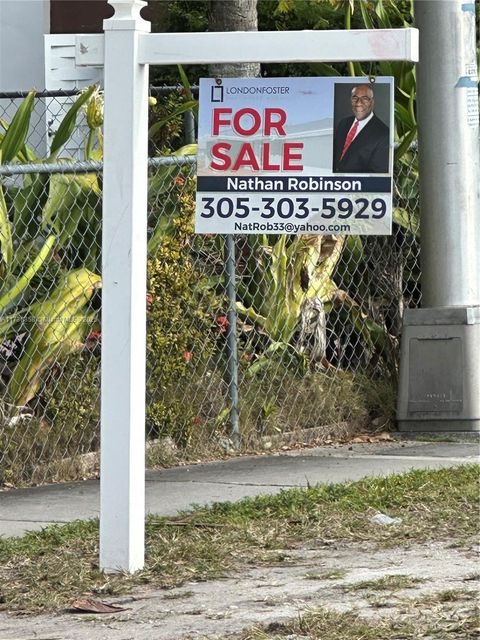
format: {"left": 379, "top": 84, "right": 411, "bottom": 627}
{"left": 225, "top": 234, "right": 240, "bottom": 447}
{"left": 415, "top": 0, "right": 480, "bottom": 307}
{"left": 183, "top": 110, "right": 195, "bottom": 145}
{"left": 397, "top": 1, "right": 480, "bottom": 432}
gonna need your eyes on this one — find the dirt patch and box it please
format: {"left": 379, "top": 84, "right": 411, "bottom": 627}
{"left": 0, "top": 540, "right": 477, "bottom": 639}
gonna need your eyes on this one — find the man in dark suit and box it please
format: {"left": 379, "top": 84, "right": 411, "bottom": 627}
{"left": 332, "top": 84, "right": 390, "bottom": 173}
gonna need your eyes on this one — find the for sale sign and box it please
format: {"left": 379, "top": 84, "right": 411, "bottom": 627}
{"left": 196, "top": 77, "right": 394, "bottom": 235}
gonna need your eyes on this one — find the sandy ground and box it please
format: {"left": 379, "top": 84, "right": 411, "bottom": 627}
{"left": 0, "top": 539, "right": 478, "bottom": 640}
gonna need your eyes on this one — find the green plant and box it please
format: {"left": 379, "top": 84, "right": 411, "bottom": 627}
{"left": 147, "top": 143, "right": 198, "bottom": 254}
{"left": 0, "top": 350, "right": 101, "bottom": 486}
{"left": 1, "top": 86, "right": 210, "bottom": 481}
{"left": 1, "top": 84, "right": 209, "bottom": 478}
{"left": 343, "top": 574, "right": 425, "bottom": 592}
{"left": 239, "top": 362, "right": 370, "bottom": 442}
{"left": 236, "top": 231, "right": 393, "bottom": 376}
{"left": 148, "top": 65, "right": 198, "bottom": 153}
{"left": 0, "top": 89, "right": 102, "bottom": 409}
{"left": 146, "top": 183, "right": 221, "bottom": 446}
{"left": 236, "top": 234, "right": 344, "bottom": 373}
{"left": 41, "top": 351, "right": 100, "bottom": 451}
{"left": 238, "top": 234, "right": 340, "bottom": 344}
{"left": 5, "top": 269, "right": 100, "bottom": 407}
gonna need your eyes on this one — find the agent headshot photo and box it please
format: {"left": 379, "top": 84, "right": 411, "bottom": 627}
{"left": 332, "top": 83, "right": 390, "bottom": 174}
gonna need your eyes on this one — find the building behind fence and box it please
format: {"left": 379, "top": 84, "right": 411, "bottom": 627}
{"left": 0, "top": 89, "right": 420, "bottom": 487}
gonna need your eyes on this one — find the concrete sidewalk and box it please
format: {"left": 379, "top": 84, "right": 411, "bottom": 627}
{"left": 0, "top": 439, "right": 478, "bottom": 538}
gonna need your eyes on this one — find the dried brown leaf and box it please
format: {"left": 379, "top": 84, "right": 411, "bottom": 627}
{"left": 69, "top": 597, "right": 126, "bottom": 614}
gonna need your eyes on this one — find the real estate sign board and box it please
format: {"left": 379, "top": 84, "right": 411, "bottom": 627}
{"left": 196, "top": 76, "right": 394, "bottom": 235}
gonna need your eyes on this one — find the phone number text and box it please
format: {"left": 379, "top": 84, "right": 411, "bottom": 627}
{"left": 199, "top": 196, "right": 387, "bottom": 220}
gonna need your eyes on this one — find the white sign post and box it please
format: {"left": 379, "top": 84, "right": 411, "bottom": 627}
{"left": 86, "top": 0, "right": 418, "bottom": 572}
{"left": 100, "top": 0, "right": 150, "bottom": 572}
{"left": 196, "top": 77, "right": 394, "bottom": 235}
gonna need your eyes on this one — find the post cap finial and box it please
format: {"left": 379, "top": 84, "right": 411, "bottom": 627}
{"left": 105, "top": 0, "right": 150, "bottom": 30}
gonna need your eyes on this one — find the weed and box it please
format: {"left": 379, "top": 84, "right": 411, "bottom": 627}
{"left": 236, "top": 597, "right": 480, "bottom": 640}
{"left": 344, "top": 574, "right": 425, "bottom": 592}
{"left": 238, "top": 608, "right": 414, "bottom": 639}
{"left": 415, "top": 588, "right": 477, "bottom": 604}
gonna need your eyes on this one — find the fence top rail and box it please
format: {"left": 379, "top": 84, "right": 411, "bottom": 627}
{"left": 0, "top": 155, "right": 196, "bottom": 176}
{"left": 0, "top": 145, "right": 418, "bottom": 176}
{"left": 0, "top": 90, "right": 84, "bottom": 100}
{"left": 0, "top": 86, "right": 199, "bottom": 101}
{"left": 150, "top": 85, "right": 199, "bottom": 96}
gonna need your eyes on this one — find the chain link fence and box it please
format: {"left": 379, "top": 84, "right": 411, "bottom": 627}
{"left": 0, "top": 90, "right": 91, "bottom": 160}
{"left": 0, "top": 90, "right": 421, "bottom": 487}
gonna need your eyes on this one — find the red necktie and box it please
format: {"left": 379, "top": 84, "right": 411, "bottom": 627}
{"left": 340, "top": 120, "right": 359, "bottom": 160}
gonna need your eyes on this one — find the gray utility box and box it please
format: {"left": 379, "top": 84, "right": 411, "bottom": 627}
{"left": 397, "top": 306, "right": 480, "bottom": 432}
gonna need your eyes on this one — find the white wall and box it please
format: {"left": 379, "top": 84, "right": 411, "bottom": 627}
{"left": 0, "top": 0, "right": 49, "bottom": 91}
{"left": 44, "top": 35, "right": 103, "bottom": 158}
{"left": 0, "top": 0, "right": 50, "bottom": 157}
{"left": 0, "top": 2, "right": 103, "bottom": 159}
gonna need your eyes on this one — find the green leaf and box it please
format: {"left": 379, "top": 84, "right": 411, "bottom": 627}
{"left": 148, "top": 143, "right": 197, "bottom": 199}
{"left": 374, "top": 0, "right": 391, "bottom": 27}
{"left": 275, "top": 0, "right": 295, "bottom": 14}
{"left": 147, "top": 214, "right": 175, "bottom": 254}
{"left": 349, "top": 306, "right": 390, "bottom": 351}
{"left": 0, "top": 308, "right": 23, "bottom": 341}
{"left": 308, "top": 62, "right": 341, "bottom": 77}
{"left": 7, "top": 268, "right": 101, "bottom": 406}
{"left": 407, "top": 89, "right": 416, "bottom": 127}
{"left": 393, "top": 206, "right": 419, "bottom": 236}
{"left": 395, "top": 103, "right": 414, "bottom": 128}
{"left": 245, "top": 342, "right": 290, "bottom": 377}
{"left": 0, "top": 235, "right": 57, "bottom": 313}
{"left": 0, "top": 91, "right": 35, "bottom": 164}
{"left": 0, "top": 185, "right": 13, "bottom": 271}
{"left": 359, "top": 1, "right": 375, "bottom": 28}
{"left": 385, "top": 0, "right": 410, "bottom": 25}
{"left": 236, "top": 301, "right": 267, "bottom": 328}
{"left": 49, "top": 86, "right": 96, "bottom": 158}
{"left": 174, "top": 143, "right": 197, "bottom": 156}
{"left": 0, "top": 117, "right": 39, "bottom": 164}
{"left": 177, "top": 65, "right": 194, "bottom": 103}
{"left": 148, "top": 101, "right": 198, "bottom": 139}
{"left": 245, "top": 341, "right": 308, "bottom": 378}
{"left": 42, "top": 173, "right": 100, "bottom": 245}
{"left": 12, "top": 173, "right": 50, "bottom": 243}
{"left": 395, "top": 127, "right": 416, "bottom": 162}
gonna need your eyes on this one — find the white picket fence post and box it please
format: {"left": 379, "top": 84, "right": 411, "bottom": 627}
{"left": 100, "top": 0, "right": 150, "bottom": 572}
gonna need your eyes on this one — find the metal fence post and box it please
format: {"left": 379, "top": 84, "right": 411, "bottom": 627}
{"left": 183, "top": 109, "right": 196, "bottom": 145}
{"left": 225, "top": 234, "right": 240, "bottom": 447}
{"left": 100, "top": 0, "right": 150, "bottom": 572}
